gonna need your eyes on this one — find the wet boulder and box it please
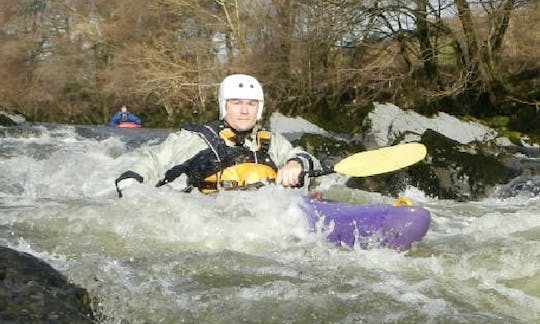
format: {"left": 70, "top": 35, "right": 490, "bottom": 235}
{"left": 350, "top": 129, "right": 532, "bottom": 201}
{"left": 291, "top": 133, "right": 366, "bottom": 169}
{"left": 351, "top": 103, "right": 537, "bottom": 200}
{"left": 282, "top": 103, "right": 538, "bottom": 201}
{"left": 0, "top": 246, "right": 93, "bottom": 323}
{"left": 0, "top": 110, "right": 26, "bottom": 127}
{"left": 495, "top": 176, "right": 540, "bottom": 198}
{"left": 407, "top": 130, "right": 517, "bottom": 200}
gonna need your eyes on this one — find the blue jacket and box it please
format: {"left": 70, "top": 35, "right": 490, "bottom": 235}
{"left": 109, "top": 112, "right": 142, "bottom": 126}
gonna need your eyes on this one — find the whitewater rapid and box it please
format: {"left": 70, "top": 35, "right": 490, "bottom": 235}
{"left": 1, "top": 124, "right": 539, "bottom": 323}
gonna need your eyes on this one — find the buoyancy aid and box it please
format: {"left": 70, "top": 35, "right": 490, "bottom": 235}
{"left": 180, "top": 121, "right": 278, "bottom": 193}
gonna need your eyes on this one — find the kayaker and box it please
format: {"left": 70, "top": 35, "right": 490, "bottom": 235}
{"left": 109, "top": 105, "right": 142, "bottom": 127}
{"left": 115, "top": 74, "right": 321, "bottom": 197}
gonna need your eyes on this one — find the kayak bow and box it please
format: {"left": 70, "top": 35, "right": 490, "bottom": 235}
{"left": 302, "top": 197, "right": 431, "bottom": 251}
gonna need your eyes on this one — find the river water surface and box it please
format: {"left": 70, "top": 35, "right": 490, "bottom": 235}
{"left": 1, "top": 124, "right": 539, "bottom": 323}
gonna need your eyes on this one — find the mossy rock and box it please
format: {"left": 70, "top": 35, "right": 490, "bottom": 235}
{"left": 419, "top": 130, "right": 514, "bottom": 199}
{"left": 345, "top": 163, "right": 441, "bottom": 199}
{"left": 345, "top": 130, "right": 516, "bottom": 200}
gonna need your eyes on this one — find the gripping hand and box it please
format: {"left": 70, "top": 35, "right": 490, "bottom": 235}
{"left": 115, "top": 171, "right": 143, "bottom": 198}
{"left": 155, "top": 164, "right": 188, "bottom": 187}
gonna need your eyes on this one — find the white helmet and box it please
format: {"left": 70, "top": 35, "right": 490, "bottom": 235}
{"left": 218, "top": 74, "right": 264, "bottom": 120}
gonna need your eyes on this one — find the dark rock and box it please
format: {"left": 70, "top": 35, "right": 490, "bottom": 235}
{"left": 0, "top": 110, "right": 26, "bottom": 127}
{"left": 297, "top": 128, "right": 528, "bottom": 201}
{"left": 0, "top": 113, "right": 18, "bottom": 127}
{"left": 291, "top": 133, "right": 366, "bottom": 170}
{"left": 0, "top": 246, "right": 94, "bottom": 323}
{"left": 415, "top": 130, "right": 517, "bottom": 200}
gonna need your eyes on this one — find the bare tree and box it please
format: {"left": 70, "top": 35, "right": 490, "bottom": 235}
{"left": 0, "top": 0, "right": 536, "bottom": 126}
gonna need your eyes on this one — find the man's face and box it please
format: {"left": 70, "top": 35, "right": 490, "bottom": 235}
{"left": 224, "top": 99, "right": 258, "bottom": 132}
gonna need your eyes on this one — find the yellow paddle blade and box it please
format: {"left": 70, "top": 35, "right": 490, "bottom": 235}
{"left": 333, "top": 143, "right": 427, "bottom": 177}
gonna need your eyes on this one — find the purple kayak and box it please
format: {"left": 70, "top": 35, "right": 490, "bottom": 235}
{"left": 302, "top": 198, "right": 431, "bottom": 251}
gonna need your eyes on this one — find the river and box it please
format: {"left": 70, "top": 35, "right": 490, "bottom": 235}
{"left": 1, "top": 124, "right": 539, "bottom": 323}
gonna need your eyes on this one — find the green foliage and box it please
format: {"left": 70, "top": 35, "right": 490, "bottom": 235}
{"left": 484, "top": 115, "right": 510, "bottom": 129}
{"left": 415, "top": 97, "right": 456, "bottom": 117}
{"left": 300, "top": 97, "right": 372, "bottom": 135}
{"left": 436, "top": 42, "right": 458, "bottom": 68}
{"left": 63, "top": 82, "right": 82, "bottom": 94}
{"left": 508, "top": 106, "right": 540, "bottom": 135}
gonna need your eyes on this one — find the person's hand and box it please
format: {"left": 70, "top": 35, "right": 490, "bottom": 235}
{"left": 117, "top": 178, "right": 137, "bottom": 191}
{"left": 276, "top": 160, "right": 303, "bottom": 187}
{"left": 115, "top": 171, "right": 143, "bottom": 198}
{"left": 156, "top": 164, "right": 188, "bottom": 187}
{"left": 115, "top": 178, "right": 136, "bottom": 198}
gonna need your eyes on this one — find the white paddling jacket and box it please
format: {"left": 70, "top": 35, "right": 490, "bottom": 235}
{"left": 119, "top": 120, "right": 321, "bottom": 193}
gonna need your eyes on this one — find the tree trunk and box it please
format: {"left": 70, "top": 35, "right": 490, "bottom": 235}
{"left": 414, "top": 0, "right": 438, "bottom": 82}
{"left": 481, "top": 0, "right": 516, "bottom": 85}
{"left": 455, "top": 0, "right": 492, "bottom": 114}
{"left": 455, "top": 0, "right": 516, "bottom": 114}
{"left": 454, "top": 0, "right": 480, "bottom": 81}
{"left": 273, "top": 0, "right": 295, "bottom": 79}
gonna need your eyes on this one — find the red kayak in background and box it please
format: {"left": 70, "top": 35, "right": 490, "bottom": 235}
{"left": 116, "top": 122, "right": 142, "bottom": 128}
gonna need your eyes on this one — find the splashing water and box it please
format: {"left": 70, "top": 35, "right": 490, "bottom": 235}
{"left": 1, "top": 124, "right": 539, "bottom": 323}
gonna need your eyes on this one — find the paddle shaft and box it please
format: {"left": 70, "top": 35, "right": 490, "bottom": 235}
{"left": 305, "top": 169, "right": 334, "bottom": 178}
{"left": 156, "top": 143, "right": 426, "bottom": 186}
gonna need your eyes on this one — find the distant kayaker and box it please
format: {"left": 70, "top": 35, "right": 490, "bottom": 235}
{"left": 115, "top": 74, "right": 321, "bottom": 197}
{"left": 109, "top": 105, "right": 142, "bottom": 127}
